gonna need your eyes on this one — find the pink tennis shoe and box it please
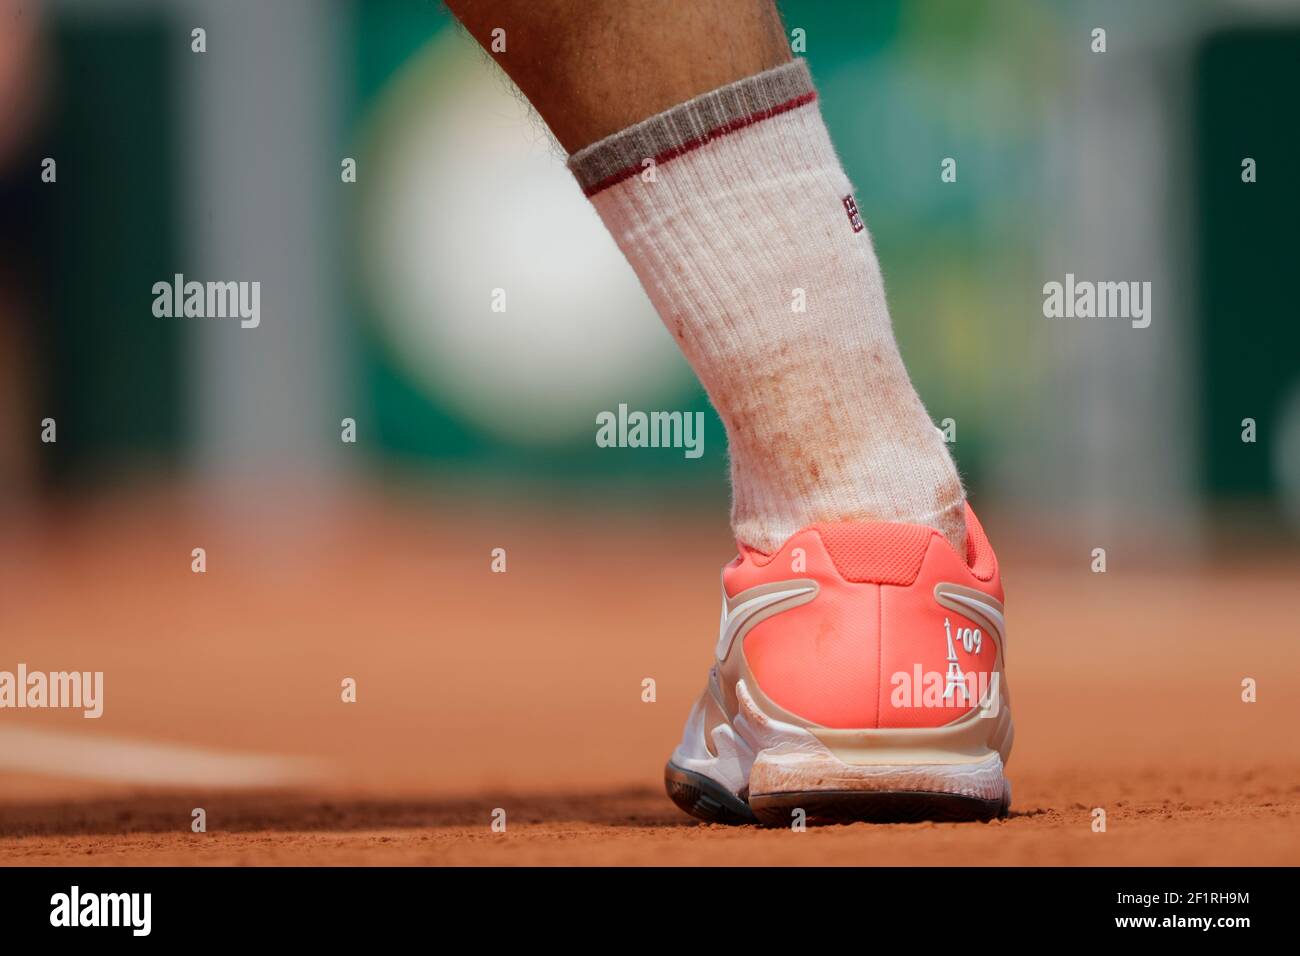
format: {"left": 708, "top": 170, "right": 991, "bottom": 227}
{"left": 666, "top": 505, "right": 1013, "bottom": 825}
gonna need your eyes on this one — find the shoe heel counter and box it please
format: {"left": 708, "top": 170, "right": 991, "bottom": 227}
{"left": 733, "top": 530, "right": 883, "bottom": 730}
{"left": 736, "top": 520, "right": 1005, "bottom": 733}
{"left": 879, "top": 534, "right": 1005, "bottom": 730}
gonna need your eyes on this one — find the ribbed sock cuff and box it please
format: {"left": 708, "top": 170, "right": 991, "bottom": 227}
{"left": 567, "top": 59, "right": 816, "bottom": 198}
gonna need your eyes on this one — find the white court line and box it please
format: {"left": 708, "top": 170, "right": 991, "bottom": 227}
{"left": 0, "top": 727, "right": 327, "bottom": 788}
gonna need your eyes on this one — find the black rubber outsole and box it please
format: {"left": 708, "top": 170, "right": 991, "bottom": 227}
{"left": 664, "top": 761, "right": 758, "bottom": 825}
{"left": 749, "top": 788, "right": 1009, "bottom": 826}
{"left": 666, "top": 762, "right": 1008, "bottom": 827}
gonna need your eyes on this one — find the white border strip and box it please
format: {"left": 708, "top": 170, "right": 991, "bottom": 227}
{"left": 0, "top": 727, "right": 325, "bottom": 788}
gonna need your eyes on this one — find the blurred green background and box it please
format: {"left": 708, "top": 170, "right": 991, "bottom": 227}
{"left": 2, "top": 0, "right": 1298, "bottom": 549}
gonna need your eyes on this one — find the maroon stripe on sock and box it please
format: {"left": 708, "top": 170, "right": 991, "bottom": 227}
{"left": 581, "top": 90, "right": 818, "bottom": 199}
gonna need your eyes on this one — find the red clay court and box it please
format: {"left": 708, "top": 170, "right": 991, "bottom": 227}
{"left": 2, "top": 490, "right": 1296, "bottom": 866}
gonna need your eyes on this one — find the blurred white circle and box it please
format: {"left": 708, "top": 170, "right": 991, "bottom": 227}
{"left": 359, "top": 30, "right": 689, "bottom": 445}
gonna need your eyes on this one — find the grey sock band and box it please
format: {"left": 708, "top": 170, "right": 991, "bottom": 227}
{"left": 567, "top": 59, "right": 816, "bottom": 197}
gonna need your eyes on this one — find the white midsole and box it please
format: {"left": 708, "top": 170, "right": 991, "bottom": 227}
{"left": 671, "top": 678, "right": 1008, "bottom": 803}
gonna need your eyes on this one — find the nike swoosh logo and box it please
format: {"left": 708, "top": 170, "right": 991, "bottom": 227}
{"left": 935, "top": 587, "right": 1006, "bottom": 649}
{"left": 714, "top": 582, "right": 818, "bottom": 661}
{"left": 934, "top": 585, "right": 1008, "bottom": 714}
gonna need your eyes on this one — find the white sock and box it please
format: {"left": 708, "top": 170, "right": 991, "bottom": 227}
{"left": 568, "top": 60, "right": 965, "bottom": 556}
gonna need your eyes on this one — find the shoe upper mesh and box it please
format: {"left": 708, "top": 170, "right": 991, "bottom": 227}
{"left": 810, "top": 522, "right": 933, "bottom": 586}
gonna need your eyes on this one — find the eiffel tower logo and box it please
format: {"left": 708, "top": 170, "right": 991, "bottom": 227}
{"left": 942, "top": 617, "right": 968, "bottom": 703}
